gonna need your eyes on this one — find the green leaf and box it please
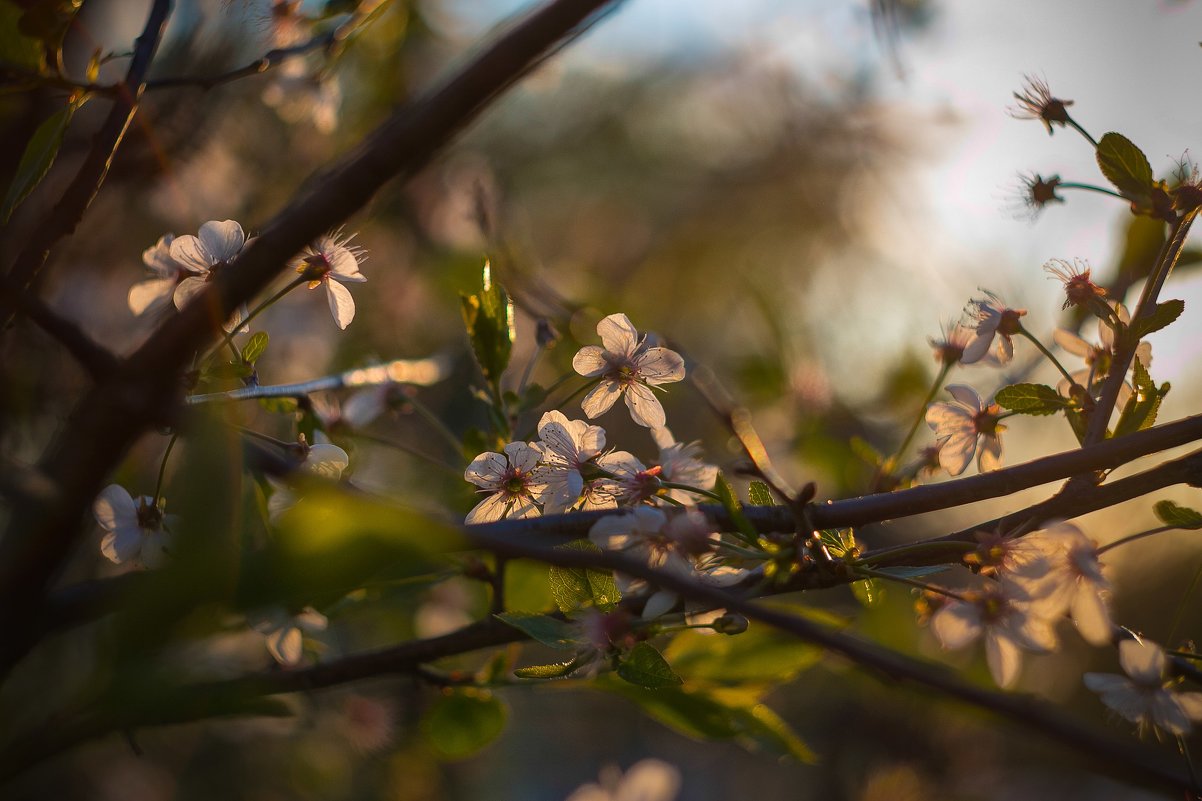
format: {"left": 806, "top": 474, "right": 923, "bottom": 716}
{"left": 748, "top": 481, "right": 774, "bottom": 507}
{"left": 460, "top": 262, "right": 514, "bottom": 383}
{"left": 664, "top": 620, "right": 821, "bottom": 686}
{"left": 1154, "top": 501, "right": 1202, "bottom": 530}
{"left": 995, "top": 383, "right": 1070, "bottom": 416}
{"left": 241, "top": 332, "right": 269, "bottom": 365}
{"left": 2, "top": 102, "right": 77, "bottom": 222}
{"left": 1096, "top": 132, "right": 1155, "bottom": 199}
{"left": 422, "top": 690, "right": 507, "bottom": 760}
{"left": 714, "top": 473, "right": 758, "bottom": 544}
{"left": 597, "top": 677, "right": 815, "bottom": 762}
{"left": 494, "top": 612, "right": 580, "bottom": 650}
{"left": 1113, "top": 358, "right": 1168, "bottom": 438}
{"left": 0, "top": 3, "right": 45, "bottom": 72}
{"left": 548, "top": 540, "right": 621, "bottom": 615}
{"left": 616, "top": 642, "right": 683, "bottom": 689}
{"left": 850, "top": 577, "right": 881, "bottom": 607}
{"left": 514, "top": 656, "right": 589, "bottom": 679}
{"left": 1129, "top": 299, "right": 1185, "bottom": 340}
{"left": 818, "top": 529, "right": 856, "bottom": 558}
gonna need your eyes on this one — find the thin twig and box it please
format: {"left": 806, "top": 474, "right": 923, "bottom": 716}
{"left": 0, "top": 273, "right": 119, "bottom": 378}
{"left": 187, "top": 355, "right": 449, "bottom": 403}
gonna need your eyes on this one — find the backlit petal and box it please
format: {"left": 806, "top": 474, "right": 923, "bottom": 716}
{"left": 198, "top": 219, "right": 246, "bottom": 262}
{"left": 635, "top": 347, "right": 686, "bottom": 384}
{"left": 596, "top": 313, "right": 639, "bottom": 356}
{"left": 325, "top": 278, "right": 356, "bottom": 329}
{"left": 581, "top": 380, "right": 622, "bottom": 419}
{"left": 572, "top": 345, "right": 609, "bottom": 377}
{"left": 624, "top": 382, "right": 667, "bottom": 428}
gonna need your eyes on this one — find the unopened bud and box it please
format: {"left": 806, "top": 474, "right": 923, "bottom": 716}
{"left": 712, "top": 613, "right": 749, "bottom": 635}
{"left": 536, "top": 318, "right": 560, "bottom": 348}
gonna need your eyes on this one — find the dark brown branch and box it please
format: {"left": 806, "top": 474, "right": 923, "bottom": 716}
{"left": 1, "top": 0, "right": 172, "bottom": 320}
{"left": 0, "top": 0, "right": 624, "bottom": 681}
{"left": 0, "top": 273, "right": 119, "bottom": 378}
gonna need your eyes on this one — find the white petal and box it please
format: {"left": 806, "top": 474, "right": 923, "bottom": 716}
{"left": 1070, "top": 583, "right": 1113, "bottom": 646}
{"left": 142, "top": 234, "right": 178, "bottom": 276}
{"left": 173, "top": 275, "right": 208, "bottom": 309}
{"left": 100, "top": 528, "right": 142, "bottom": 565}
{"left": 937, "top": 433, "right": 977, "bottom": 476}
{"left": 624, "top": 382, "right": 667, "bottom": 428}
{"left": 931, "top": 602, "right": 981, "bottom": 650}
{"left": 306, "top": 443, "right": 350, "bottom": 478}
{"left": 325, "top": 278, "right": 356, "bottom": 329}
{"left": 996, "top": 335, "right": 1014, "bottom": 365}
{"left": 267, "top": 626, "right": 304, "bottom": 666}
{"left": 945, "top": 384, "right": 982, "bottom": 411}
{"left": 1176, "top": 692, "right": 1202, "bottom": 722}
{"left": 466, "top": 493, "right": 511, "bottom": 524}
{"left": 960, "top": 332, "right": 994, "bottom": 364}
{"left": 1119, "top": 638, "right": 1165, "bottom": 684}
{"left": 572, "top": 345, "right": 608, "bottom": 377}
{"left": 651, "top": 426, "right": 676, "bottom": 449}
{"left": 617, "top": 759, "right": 682, "bottom": 801}
{"left": 977, "top": 435, "right": 1003, "bottom": 473}
{"left": 1053, "top": 329, "right": 1092, "bottom": 358}
{"left": 504, "top": 442, "right": 542, "bottom": 474}
{"left": 1151, "top": 693, "right": 1193, "bottom": 735}
{"left": 581, "top": 380, "right": 622, "bottom": 420}
{"left": 641, "top": 590, "right": 679, "bottom": 619}
{"left": 94, "top": 484, "right": 137, "bottom": 532}
{"left": 198, "top": 219, "right": 246, "bottom": 262}
{"left": 140, "top": 530, "right": 172, "bottom": 569}
{"left": 328, "top": 247, "right": 365, "bottom": 281}
{"left": 295, "top": 608, "right": 329, "bottom": 633}
{"left": 985, "top": 631, "right": 1023, "bottom": 688}
{"left": 128, "top": 278, "right": 176, "bottom": 316}
{"left": 169, "top": 234, "right": 213, "bottom": 274}
{"left": 925, "top": 402, "right": 974, "bottom": 434}
{"left": 465, "top": 452, "right": 508, "bottom": 488}
{"left": 341, "top": 388, "right": 387, "bottom": 428}
{"left": 596, "top": 313, "right": 639, "bottom": 357}
{"left": 635, "top": 347, "right": 686, "bottom": 385}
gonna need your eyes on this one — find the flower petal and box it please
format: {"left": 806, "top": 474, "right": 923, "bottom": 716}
{"left": 169, "top": 234, "right": 213, "bottom": 274}
{"left": 635, "top": 347, "right": 686, "bottom": 385}
{"left": 466, "top": 492, "right": 511, "bottom": 524}
{"left": 937, "top": 433, "right": 977, "bottom": 476}
{"left": 931, "top": 602, "right": 981, "bottom": 650}
{"left": 945, "top": 384, "right": 983, "bottom": 411}
{"left": 977, "top": 434, "right": 1003, "bottom": 472}
{"left": 306, "top": 443, "right": 350, "bottom": 478}
{"left": 94, "top": 484, "right": 137, "bottom": 532}
{"left": 142, "top": 234, "right": 179, "bottom": 276}
{"left": 624, "top": 382, "right": 667, "bottom": 428}
{"left": 1053, "top": 329, "right": 1091, "bottom": 358}
{"left": 173, "top": 275, "right": 208, "bottom": 309}
{"left": 325, "top": 278, "right": 356, "bottom": 329}
{"left": 198, "top": 219, "right": 246, "bottom": 262}
{"left": 642, "top": 590, "right": 679, "bottom": 619}
{"left": 572, "top": 345, "right": 609, "bottom": 377}
{"left": 465, "top": 451, "right": 508, "bottom": 488}
{"left": 1070, "top": 582, "right": 1113, "bottom": 646}
{"left": 581, "top": 380, "right": 622, "bottom": 419}
{"left": 1119, "top": 637, "right": 1165, "bottom": 684}
{"left": 267, "top": 625, "right": 304, "bottom": 666}
{"left": 128, "top": 278, "right": 176, "bottom": 316}
{"left": 985, "top": 631, "right": 1023, "bottom": 688}
{"left": 596, "top": 313, "right": 639, "bottom": 357}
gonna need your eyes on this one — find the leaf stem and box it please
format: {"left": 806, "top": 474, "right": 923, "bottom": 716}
{"left": 1097, "top": 525, "right": 1177, "bottom": 555}
{"left": 1059, "top": 182, "right": 1124, "bottom": 200}
{"left": 854, "top": 566, "right": 968, "bottom": 601}
{"left": 203, "top": 277, "right": 306, "bottom": 365}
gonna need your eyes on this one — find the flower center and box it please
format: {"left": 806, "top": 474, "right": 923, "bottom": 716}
{"left": 136, "top": 498, "right": 163, "bottom": 531}
{"left": 297, "top": 253, "right": 332, "bottom": 283}
{"left": 974, "top": 404, "right": 1002, "bottom": 436}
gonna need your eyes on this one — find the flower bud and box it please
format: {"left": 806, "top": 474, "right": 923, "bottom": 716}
{"left": 712, "top": 613, "right": 749, "bottom": 635}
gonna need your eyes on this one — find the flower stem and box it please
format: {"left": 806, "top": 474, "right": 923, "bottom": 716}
{"left": 854, "top": 566, "right": 968, "bottom": 601}
{"left": 888, "top": 361, "right": 951, "bottom": 470}
{"left": 204, "top": 277, "right": 306, "bottom": 364}
{"left": 1096, "top": 525, "right": 1176, "bottom": 555}
{"left": 1017, "top": 326, "right": 1076, "bottom": 387}
{"left": 517, "top": 343, "right": 545, "bottom": 397}
{"left": 153, "top": 433, "right": 178, "bottom": 505}
{"left": 1067, "top": 117, "right": 1098, "bottom": 148}
{"left": 658, "top": 481, "right": 724, "bottom": 503}
{"left": 1058, "top": 182, "right": 1124, "bottom": 200}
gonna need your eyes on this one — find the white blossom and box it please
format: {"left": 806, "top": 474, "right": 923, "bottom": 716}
{"left": 962, "top": 293, "right": 1027, "bottom": 366}
{"left": 170, "top": 219, "right": 250, "bottom": 330}
{"left": 927, "top": 320, "right": 976, "bottom": 366}
{"left": 1053, "top": 303, "right": 1151, "bottom": 409}
{"left": 572, "top": 313, "right": 686, "bottom": 428}
{"left": 463, "top": 442, "right": 550, "bottom": 524}
{"left": 924, "top": 384, "right": 1005, "bottom": 476}
{"left": 128, "top": 234, "right": 187, "bottom": 316}
{"left": 93, "top": 484, "right": 173, "bottom": 569}
{"left": 565, "top": 760, "right": 682, "bottom": 801}
{"left": 931, "top": 582, "right": 1057, "bottom": 688}
{"left": 652, "top": 427, "right": 718, "bottom": 504}
{"left": 536, "top": 410, "right": 606, "bottom": 513}
{"left": 251, "top": 606, "right": 328, "bottom": 667}
{"left": 268, "top": 436, "right": 350, "bottom": 521}
{"left": 292, "top": 230, "right": 367, "bottom": 330}
{"left": 1084, "top": 638, "right": 1202, "bottom": 736}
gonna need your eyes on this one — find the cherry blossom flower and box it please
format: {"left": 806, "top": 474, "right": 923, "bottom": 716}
{"left": 652, "top": 427, "right": 719, "bottom": 504}
{"left": 1010, "top": 172, "right": 1064, "bottom": 220}
{"left": 292, "top": 230, "right": 367, "bottom": 329}
{"left": 251, "top": 606, "right": 328, "bottom": 666}
{"left": 263, "top": 60, "right": 341, "bottom": 134}
{"left": 268, "top": 435, "right": 351, "bottom": 520}
{"left": 1084, "top": 638, "right": 1202, "bottom": 736}
{"left": 930, "top": 581, "right": 1057, "bottom": 688}
{"left": 93, "top": 484, "right": 173, "bottom": 569}
{"left": 536, "top": 410, "right": 606, "bottom": 513}
{"left": 925, "top": 384, "right": 1005, "bottom": 476}
{"left": 962, "top": 293, "right": 1027, "bottom": 366}
{"left": 565, "top": 759, "right": 682, "bottom": 801}
{"left": 463, "top": 442, "right": 550, "bottom": 524}
{"left": 1044, "top": 258, "right": 1107, "bottom": 311}
{"left": 128, "top": 234, "right": 187, "bottom": 317}
{"left": 927, "top": 320, "right": 976, "bottom": 366}
{"left": 170, "top": 219, "right": 251, "bottom": 330}
{"left": 1009, "top": 75, "right": 1074, "bottom": 135}
{"left": 572, "top": 313, "right": 686, "bottom": 428}
{"left": 1053, "top": 303, "right": 1151, "bottom": 408}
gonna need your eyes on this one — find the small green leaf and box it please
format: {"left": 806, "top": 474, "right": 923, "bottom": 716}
{"left": 0, "top": 3, "right": 45, "bottom": 72}
{"left": 241, "top": 331, "right": 269, "bottom": 365}
{"left": 818, "top": 529, "right": 856, "bottom": 558}
{"left": 460, "top": 262, "right": 515, "bottom": 383}
{"left": 1154, "top": 501, "right": 1202, "bottom": 530}
{"left": 1129, "top": 299, "right": 1185, "bottom": 340}
{"left": 995, "top": 383, "right": 1070, "bottom": 416}
{"left": 548, "top": 540, "right": 621, "bottom": 615}
{"left": 1113, "top": 358, "right": 1168, "bottom": 438}
{"left": 1096, "top": 132, "right": 1155, "bottom": 199}
{"left": 2, "top": 102, "right": 77, "bottom": 222}
{"left": 664, "top": 618, "right": 822, "bottom": 686}
{"left": 258, "top": 397, "right": 298, "bottom": 415}
{"left": 748, "top": 481, "right": 774, "bottom": 507}
{"left": 514, "top": 655, "right": 590, "bottom": 679}
{"left": 422, "top": 690, "right": 507, "bottom": 760}
{"left": 616, "top": 642, "right": 683, "bottom": 689}
{"left": 850, "top": 577, "right": 881, "bottom": 607}
{"left": 714, "top": 473, "right": 758, "bottom": 544}
{"left": 494, "top": 612, "right": 580, "bottom": 650}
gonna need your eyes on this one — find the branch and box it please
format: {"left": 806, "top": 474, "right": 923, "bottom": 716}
{"left": 144, "top": 31, "right": 336, "bottom": 91}
{"left": 186, "top": 355, "right": 450, "bottom": 404}
{"left": 0, "top": 273, "right": 119, "bottom": 379}
{"left": 1, "top": 0, "right": 172, "bottom": 321}
{"left": 0, "top": 0, "right": 624, "bottom": 680}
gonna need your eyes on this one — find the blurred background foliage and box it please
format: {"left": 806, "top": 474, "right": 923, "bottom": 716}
{"left": 3, "top": 0, "right": 1202, "bottom": 799}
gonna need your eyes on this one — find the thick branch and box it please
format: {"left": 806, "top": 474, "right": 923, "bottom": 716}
{"left": 1, "top": 0, "right": 172, "bottom": 316}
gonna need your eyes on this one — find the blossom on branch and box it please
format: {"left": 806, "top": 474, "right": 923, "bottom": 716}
{"left": 463, "top": 442, "right": 550, "bottom": 524}
{"left": 292, "top": 230, "right": 367, "bottom": 330}
{"left": 1044, "top": 258, "right": 1107, "bottom": 312}
{"left": 652, "top": 427, "right": 719, "bottom": 504}
{"left": 925, "top": 384, "right": 1005, "bottom": 475}
{"left": 573, "top": 313, "right": 686, "bottom": 428}
{"left": 129, "top": 234, "right": 188, "bottom": 317}
{"left": 1008, "top": 75, "right": 1075, "bottom": 135}
{"left": 251, "top": 606, "right": 329, "bottom": 667}
{"left": 170, "top": 219, "right": 251, "bottom": 330}
{"left": 536, "top": 410, "right": 606, "bottom": 513}
{"left": 1053, "top": 302, "right": 1151, "bottom": 408}
{"left": 962, "top": 293, "right": 1027, "bottom": 365}
{"left": 93, "top": 484, "right": 173, "bottom": 569}
{"left": 1084, "top": 638, "right": 1202, "bottom": 736}
{"left": 928, "top": 320, "right": 976, "bottom": 367}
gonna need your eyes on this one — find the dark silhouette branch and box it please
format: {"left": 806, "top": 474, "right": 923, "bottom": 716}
{"left": 0, "top": 273, "right": 119, "bottom": 378}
